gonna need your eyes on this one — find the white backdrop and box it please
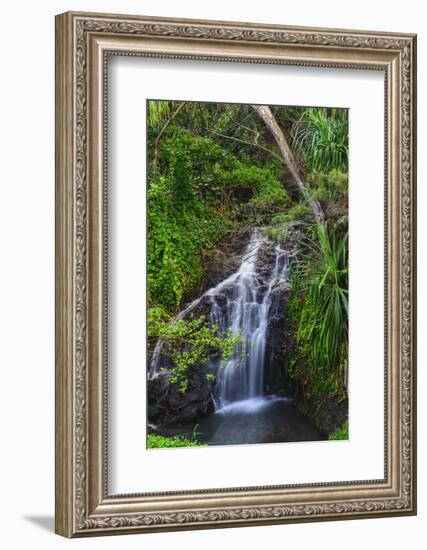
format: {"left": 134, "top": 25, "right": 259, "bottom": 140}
{"left": 109, "top": 59, "right": 384, "bottom": 494}
{"left": 0, "top": 1, "right": 424, "bottom": 548}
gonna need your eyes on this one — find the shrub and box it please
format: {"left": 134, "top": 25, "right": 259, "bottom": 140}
{"left": 308, "top": 169, "right": 348, "bottom": 203}
{"left": 148, "top": 131, "right": 287, "bottom": 311}
{"left": 148, "top": 313, "right": 243, "bottom": 393}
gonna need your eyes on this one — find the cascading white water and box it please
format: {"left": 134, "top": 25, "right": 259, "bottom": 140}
{"left": 211, "top": 230, "right": 289, "bottom": 407}
{"left": 149, "top": 228, "right": 290, "bottom": 410}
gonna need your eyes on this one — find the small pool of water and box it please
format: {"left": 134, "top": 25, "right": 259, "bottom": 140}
{"left": 150, "top": 395, "right": 325, "bottom": 446}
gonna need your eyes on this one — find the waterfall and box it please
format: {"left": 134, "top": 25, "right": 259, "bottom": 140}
{"left": 149, "top": 228, "right": 290, "bottom": 410}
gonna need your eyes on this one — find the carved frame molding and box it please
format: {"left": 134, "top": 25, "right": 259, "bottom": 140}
{"left": 55, "top": 11, "right": 416, "bottom": 537}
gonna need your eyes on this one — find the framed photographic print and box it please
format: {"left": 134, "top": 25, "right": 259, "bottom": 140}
{"left": 55, "top": 11, "right": 417, "bottom": 537}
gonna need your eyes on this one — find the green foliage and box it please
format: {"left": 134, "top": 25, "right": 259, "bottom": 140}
{"left": 249, "top": 177, "right": 288, "bottom": 211}
{"left": 148, "top": 313, "right": 243, "bottom": 393}
{"left": 329, "top": 420, "right": 349, "bottom": 440}
{"left": 148, "top": 171, "right": 231, "bottom": 309}
{"left": 262, "top": 204, "right": 312, "bottom": 243}
{"left": 147, "top": 434, "right": 207, "bottom": 448}
{"left": 308, "top": 169, "right": 348, "bottom": 203}
{"left": 148, "top": 128, "right": 285, "bottom": 310}
{"left": 262, "top": 225, "right": 287, "bottom": 243}
{"left": 299, "top": 224, "right": 348, "bottom": 372}
{"left": 146, "top": 99, "right": 349, "bottom": 420}
{"left": 270, "top": 213, "right": 288, "bottom": 225}
{"left": 292, "top": 108, "right": 348, "bottom": 173}
{"left": 147, "top": 306, "right": 172, "bottom": 336}
{"left": 147, "top": 100, "right": 171, "bottom": 127}
{"left": 289, "top": 223, "right": 348, "bottom": 400}
{"left": 276, "top": 203, "right": 312, "bottom": 224}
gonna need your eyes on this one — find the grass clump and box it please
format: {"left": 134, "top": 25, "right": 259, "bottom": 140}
{"left": 147, "top": 434, "right": 207, "bottom": 448}
{"left": 328, "top": 420, "right": 349, "bottom": 440}
{"left": 263, "top": 226, "right": 287, "bottom": 243}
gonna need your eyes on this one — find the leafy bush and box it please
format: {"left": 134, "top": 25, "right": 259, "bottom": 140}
{"left": 250, "top": 182, "right": 288, "bottom": 212}
{"left": 148, "top": 313, "right": 243, "bottom": 393}
{"left": 148, "top": 130, "right": 286, "bottom": 310}
{"left": 308, "top": 169, "right": 348, "bottom": 203}
{"left": 147, "top": 434, "right": 207, "bottom": 448}
{"left": 148, "top": 172, "right": 231, "bottom": 309}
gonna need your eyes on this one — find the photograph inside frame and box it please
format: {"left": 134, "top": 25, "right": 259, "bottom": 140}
{"left": 146, "top": 99, "right": 349, "bottom": 449}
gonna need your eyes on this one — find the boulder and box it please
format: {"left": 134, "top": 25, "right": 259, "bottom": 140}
{"left": 264, "top": 286, "right": 292, "bottom": 392}
{"left": 148, "top": 365, "right": 216, "bottom": 426}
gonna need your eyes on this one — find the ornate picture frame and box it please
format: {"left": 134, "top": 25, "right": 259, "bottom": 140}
{"left": 55, "top": 11, "right": 417, "bottom": 537}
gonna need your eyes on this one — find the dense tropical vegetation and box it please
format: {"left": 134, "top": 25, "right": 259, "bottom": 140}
{"left": 147, "top": 100, "right": 349, "bottom": 445}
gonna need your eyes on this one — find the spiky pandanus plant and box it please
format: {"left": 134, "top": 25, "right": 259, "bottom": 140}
{"left": 292, "top": 107, "right": 349, "bottom": 173}
{"left": 292, "top": 224, "right": 348, "bottom": 390}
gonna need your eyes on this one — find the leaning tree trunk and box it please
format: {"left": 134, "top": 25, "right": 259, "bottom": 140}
{"left": 252, "top": 105, "right": 324, "bottom": 225}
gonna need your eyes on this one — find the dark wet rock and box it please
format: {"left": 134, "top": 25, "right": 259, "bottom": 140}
{"left": 294, "top": 394, "right": 348, "bottom": 437}
{"left": 181, "top": 228, "right": 253, "bottom": 304}
{"left": 231, "top": 186, "right": 254, "bottom": 203}
{"left": 256, "top": 245, "right": 277, "bottom": 278}
{"left": 256, "top": 284, "right": 269, "bottom": 303}
{"left": 147, "top": 403, "right": 160, "bottom": 422}
{"left": 218, "top": 285, "right": 236, "bottom": 301}
{"left": 315, "top": 395, "right": 348, "bottom": 435}
{"left": 264, "top": 287, "right": 292, "bottom": 393}
{"left": 237, "top": 202, "right": 257, "bottom": 221}
{"left": 148, "top": 365, "right": 216, "bottom": 425}
{"left": 214, "top": 294, "right": 227, "bottom": 308}
{"left": 187, "top": 294, "right": 213, "bottom": 320}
